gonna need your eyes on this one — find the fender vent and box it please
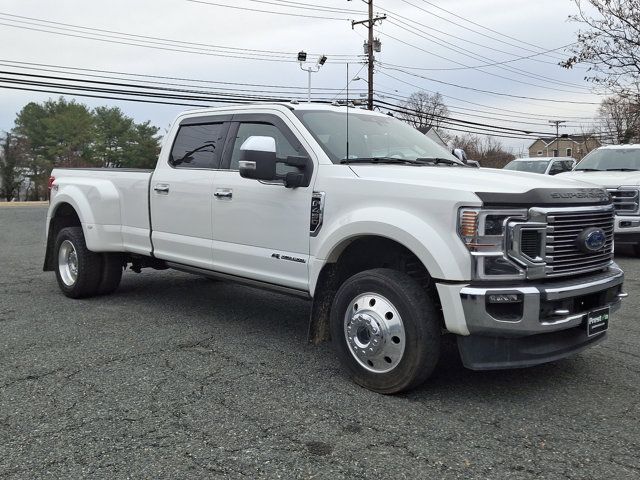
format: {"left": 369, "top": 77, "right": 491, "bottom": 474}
{"left": 310, "top": 192, "right": 325, "bottom": 236}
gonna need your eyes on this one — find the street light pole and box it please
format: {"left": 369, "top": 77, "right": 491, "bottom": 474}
{"left": 298, "top": 52, "right": 327, "bottom": 103}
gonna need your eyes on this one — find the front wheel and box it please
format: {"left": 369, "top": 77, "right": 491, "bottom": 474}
{"left": 330, "top": 268, "right": 441, "bottom": 394}
{"left": 54, "top": 227, "right": 103, "bottom": 298}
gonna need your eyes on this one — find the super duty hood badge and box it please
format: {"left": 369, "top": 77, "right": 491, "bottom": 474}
{"left": 476, "top": 188, "right": 612, "bottom": 207}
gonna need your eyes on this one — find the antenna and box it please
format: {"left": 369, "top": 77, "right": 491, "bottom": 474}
{"left": 346, "top": 63, "right": 350, "bottom": 161}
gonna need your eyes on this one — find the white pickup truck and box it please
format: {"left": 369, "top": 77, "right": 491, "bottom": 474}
{"left": 559, "top": 144, "right": 640, "bottom": 254}
{"left": 44, "top": 103, "right": 626, "bottom": 393}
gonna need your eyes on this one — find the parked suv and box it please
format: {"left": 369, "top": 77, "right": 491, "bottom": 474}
{"left": 559, "top": 145, "right": 640, "bottom": 253}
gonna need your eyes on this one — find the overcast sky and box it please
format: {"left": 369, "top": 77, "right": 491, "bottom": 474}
{"left": 0, "top": 0, "right": 602, "bottom": 153}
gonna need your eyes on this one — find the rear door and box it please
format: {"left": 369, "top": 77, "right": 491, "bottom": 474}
{"left": 150, "top": 117, "right": 229, "bottom": 269}
{"left": 211, "top": 113, "right": 315, "bottom": 291}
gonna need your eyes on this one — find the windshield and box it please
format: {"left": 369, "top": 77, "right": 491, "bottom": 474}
{"left": 293, "top": 109, "right": 461, "bottom": 165}
{"left": 575, "top": 148, "right": 640, "bottom": 171}
{"left": 503, "top": 160, "right": 550, "bottom": 174}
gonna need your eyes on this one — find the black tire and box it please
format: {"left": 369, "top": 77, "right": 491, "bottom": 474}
{"left": 54, "top": 226, "right": 103, "bottom": 298}
{"left": 330, "top": 268, "right": 441, "bottom": 394}
{"left": 633, "top": 245, "right": 640, "bottom": 257}
{"left": 97, "top": 253, "right": 124, "bottom": 295}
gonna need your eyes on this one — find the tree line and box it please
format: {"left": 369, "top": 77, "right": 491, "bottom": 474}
{"left": 0, "top": 98, "right": 161, "bottom": 201}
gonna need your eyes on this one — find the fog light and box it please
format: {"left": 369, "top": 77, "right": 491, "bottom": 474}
{"left": 488, "top": 294, "right": 522, "bottom": 304}
{"left": 619, "top": 220, "right": 640, "bottom": 228}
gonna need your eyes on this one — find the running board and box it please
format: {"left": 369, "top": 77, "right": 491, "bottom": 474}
{"left": 165, "top": 262, "right": 311, "bottom": 299}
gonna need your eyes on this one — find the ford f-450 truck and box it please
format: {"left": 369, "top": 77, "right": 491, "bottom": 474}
{"left": 44, "top": 103, "right": 626, "bottom": 393}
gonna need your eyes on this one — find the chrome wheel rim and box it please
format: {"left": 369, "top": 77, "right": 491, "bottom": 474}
{"left": 58, "top": 240, "right": 78, "bottom": 287}
{"left": 343, "top": 292, "right": 406, "bottom": 373}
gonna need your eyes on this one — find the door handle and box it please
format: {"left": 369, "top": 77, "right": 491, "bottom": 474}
{"left": 214, "top": 190, "right": 233, "bottom": 199}
{"left": 153, "top": 184, "right": 170, "bottom": 194}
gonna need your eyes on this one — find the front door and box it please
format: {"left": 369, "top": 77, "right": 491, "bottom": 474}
{"left": 150, "top": 120, "right": 228, "bottom": 269}
{"left": 211, "top": 114, "right": 315, "bottom": 291}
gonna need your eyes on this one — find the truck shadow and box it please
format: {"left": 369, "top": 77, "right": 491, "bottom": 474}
{"left": 114, "top": 271, "right": 607, "bottom": 400}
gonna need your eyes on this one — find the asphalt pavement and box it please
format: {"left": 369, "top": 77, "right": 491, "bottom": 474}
{"left": 1, "top": 205, "right": 639, "bottom": 479}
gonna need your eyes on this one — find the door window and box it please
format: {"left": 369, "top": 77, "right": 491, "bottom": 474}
{"left": 170, "top": 123, "right": 225, "bottom": 169}
{"left": 229, "top": 123, "right": 301, "bottom": 172}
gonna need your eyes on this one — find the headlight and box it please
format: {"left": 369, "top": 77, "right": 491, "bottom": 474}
{"left": 458, "top": 207, "right": 528, "bottom": 280}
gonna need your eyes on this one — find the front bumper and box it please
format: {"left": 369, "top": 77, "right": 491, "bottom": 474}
{"left": 436, "top": 265, "right": 625, "bottom": 369}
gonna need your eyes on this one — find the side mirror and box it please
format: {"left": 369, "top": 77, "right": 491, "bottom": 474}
{"left": 452, "top": 148, "right": 467, "bottom": 162}
{"left": 239, "top": 136, "right": 278, "bottom": 181}
{"left": 466, "top": 160, "right": 480, "bottom": 168}
{"left": 238, "top": 135, "right": 312, "bottom": 188}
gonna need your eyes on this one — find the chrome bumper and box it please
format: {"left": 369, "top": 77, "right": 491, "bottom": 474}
{"left": 458, "top": 265, "right": 625, "bottom": 337}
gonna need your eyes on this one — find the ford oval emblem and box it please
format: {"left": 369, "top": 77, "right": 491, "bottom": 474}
{"left": 577, "top": 227, "right": 607, "bottom": 253}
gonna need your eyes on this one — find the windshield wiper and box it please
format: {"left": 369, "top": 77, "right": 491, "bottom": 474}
{"left": 605, "top": 168, "right": 638, "bottom": 171}
{"left": 574, "top": 168, "right": 601, "bottom": 171}
{"left": 340, "top": 157, "right": 421, "bottom": 165}
{"left": 415, "top": 157, "right": 463, "bottom": 166}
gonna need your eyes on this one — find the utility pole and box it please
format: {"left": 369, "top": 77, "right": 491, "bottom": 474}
{"left": 548, "top": 120, "right": 566, "bottom": 157}
{"left": 351, "top": 1, "right": 386, "bottom": 110}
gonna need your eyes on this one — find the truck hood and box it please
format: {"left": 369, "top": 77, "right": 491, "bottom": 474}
{"left": 558, "top": 170, "right": 640, "bottom": 188}
{"left": 349, "top": 165, "right": 594, "bottom": 194}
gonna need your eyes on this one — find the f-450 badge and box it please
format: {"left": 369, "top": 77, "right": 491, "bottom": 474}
{"left": 271, "top": 253, "right": 306, "bottom": 264}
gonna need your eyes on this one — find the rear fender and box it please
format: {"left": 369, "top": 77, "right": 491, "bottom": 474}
{"left": 49, "top": 179, "right": 122, "bottom": 251}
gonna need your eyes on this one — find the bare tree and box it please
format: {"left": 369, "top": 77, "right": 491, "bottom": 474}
{"left": 398, "top": 91, "right": 449, "bottom": 132}
{"left": 596, "top": 95, "right": 640, "bottom": 143}
{"left": 562, "top": 0, "right": 640, "bottom": 98}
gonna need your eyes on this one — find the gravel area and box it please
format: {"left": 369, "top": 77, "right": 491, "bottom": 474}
{"left": 1, "top": 206, "right": 638, "bottom": 479}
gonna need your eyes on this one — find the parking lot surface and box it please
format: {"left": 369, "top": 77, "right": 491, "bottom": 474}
{"left": 1, "top": 205, "right": 639, "bottom": 479}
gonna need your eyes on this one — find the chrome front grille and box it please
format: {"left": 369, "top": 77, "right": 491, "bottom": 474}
{"left": 544, "top": 208, "right": 614, "bottom": 276}
{"left": 607, "top": 188, "right": 639, "bottom": 215}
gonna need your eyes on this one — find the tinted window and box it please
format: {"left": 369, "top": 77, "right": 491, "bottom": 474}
{"left": 170, "top": 123, "right": 224, "bottom": 169}
{"left": 229, "top": 122, "right": 300, "bottom": 171}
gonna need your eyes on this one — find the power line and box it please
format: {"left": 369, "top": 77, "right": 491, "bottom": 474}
{"left": 394, "top": 0, "right": 576, "bottom": 62}
{"left": 244, "top": 0, "right": 364, "bottom": 15}
{"left": 377, "top": 5, "right": 575, "bottom": 70}
{"left": 2, "top": 58, "right": 602, "bottom": 129}
{"left": 0, "top": 68, "right": 584, "bottom": 138}
{"left": 0, "top": 11, "right": 359, "bottom": 58}
{"left": 0, "top": 72, "right": 339, "bottom": 103}
{"left": 0, "top": 83, "right": 210, "bottom": 108}
{"left": 412, "top": 0, "right": 579, "bottom": 62}
{"left": 1, "top": 75, "right": 607, "bottom": 142}
{"left": 382, "top": 17, "right": 592, "bottom": 91}
{"left": 0, "top": 60, "right": 366, "bottom": 95}
{"left": 0, "top": 16, "right": 362, "bottom": 65}
{"left": 373, "top": 98, "right": 556, "bottom": 136}
{"left": 374, "top": 86, "right": 601, "bottom": 126}
{"left": 185, "top": 0, "right": 352, "bottom": 21}
{"left": 378, "top": 67, "right": 601, "bottom": 105}
{"left": 378, "top": 17, "right": 594, "bottom": 93}
{"left": 379, "top": 100, "right": 611, "bottom": 141}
